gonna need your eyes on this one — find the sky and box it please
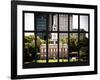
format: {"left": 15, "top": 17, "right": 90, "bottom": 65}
{"left": 25, "top": 13, "right": 88, "bottom": 36}
{"left": 73, "top": 15, "right": 88, "bottom": 31}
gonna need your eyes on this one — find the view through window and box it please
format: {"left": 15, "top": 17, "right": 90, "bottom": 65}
{"left": 23, "top": 12, "right": 89, "bottom": 68}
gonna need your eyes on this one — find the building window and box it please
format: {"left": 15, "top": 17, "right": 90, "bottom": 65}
{"left": 23, "top": 12, "right": 89, "bottom": 68}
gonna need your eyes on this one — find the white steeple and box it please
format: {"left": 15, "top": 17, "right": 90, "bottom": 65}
{"left": 51, "top": 14, "right": 58, "bottom": 44}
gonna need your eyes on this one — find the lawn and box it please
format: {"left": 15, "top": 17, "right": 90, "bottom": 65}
{"left": 32, "top": 59, "right": 78, "bottom": 63}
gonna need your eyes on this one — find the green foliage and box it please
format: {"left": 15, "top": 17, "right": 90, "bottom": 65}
{"left": 40, "top": 39, "right": 46, "bottom": 44}
{"left": 78, "top": 37, "right": 88, "bottom": 48}
{"left": 24, "top": 35, "right": 36, "bottom": 62}
{"left": 24, "top": 34, "right": 47, "bottom": 62}
{"left": 48, "top": 39, "right": 51, "bottom": 44}
{"left": 59, "top": 37, "right": 68, "bottom": 44}
{"left": 24, "top": 33, "right": 89, "bottom": 62}
{"left": 24, "top": 35, "right": 35, "bottom": 43}
{"left": 78, "top": 38, "right": 89, "bottom": 61}
{"left": 69, "top": 38, "right": 78, "bottom": 51}
{"left": 80, "top": 47, "right": 88, "bottom": 61}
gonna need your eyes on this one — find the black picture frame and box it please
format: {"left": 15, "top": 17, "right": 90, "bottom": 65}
{"left": 11, "top": 0, "right": 97, "bottom": 79}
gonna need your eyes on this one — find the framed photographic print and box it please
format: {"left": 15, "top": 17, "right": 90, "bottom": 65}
{"left": 11, "top": 0, "right": 97, "bottom": 79}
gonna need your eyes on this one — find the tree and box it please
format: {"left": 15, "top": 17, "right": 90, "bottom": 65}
{"left": 69, "top": 38, "right": 78, "bottom": 51}
{"left": 60, "top": 37, "right": 68, "bottom": 44}
{"left": 77, "top": 37, "right": 88, "bottom": 48}
{"left": 24, "top": 35, "right": 35, "bottom": 43}
{"left": 40, "top": 39, "right": 46, "bottom": 44}
{"left": 77, "top": 37, "right": 89, "bottom": 61}
{"left": 80, "top": 47, "right": 88, "bottom": 61}
{"left": 24, "top": 35, "right": 36, "bottom": 62}
{"left": 24, "top": 43, "right": 36, "bottom": 62}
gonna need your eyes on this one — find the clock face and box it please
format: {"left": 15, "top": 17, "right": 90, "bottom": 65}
{"left": 51, "top": 33, "right": 58, "bottom": 40}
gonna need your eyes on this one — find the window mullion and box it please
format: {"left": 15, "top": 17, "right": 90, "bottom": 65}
{"left": 78, "top": 15, "right": 80, "bottom": 62}
{"left": 68, "top": 15, "right": 70, "bottom": 62}
{"left": 46, "top": 14, "right": 49, "bottom": 63}
{"left": 58, "top": 14, "right": 59, "bottom": 62}
{"left": 34, "top": 13, "right": 37, "bottom": 63}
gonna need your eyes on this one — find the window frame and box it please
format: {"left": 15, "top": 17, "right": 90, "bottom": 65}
{"left": 23, "top": 11, "right": 90, "bottom": 68}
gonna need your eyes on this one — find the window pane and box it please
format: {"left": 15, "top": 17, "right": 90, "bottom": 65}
{"left": 48, "top": 13, "right": 53, "bottom": 31}
{"left": 35, "top": 13, "right": 48, "bottom": 31}
{"left": 59, "top": 33, "right": 68, "bottom": 62}
{"left": 72, "top": 15, "right": 78, "bottom": 31}
{"left": 80, "top": 15, "right": 88, "bottom": 32}
{"left": 24, "top": 33, "right": 36, "bottom": 64}
{"left": 25, "top": 13, "right": 34, "bottom": 31}
{"left": 36, "top": 32, "right": 47, "bottom": 63}
{"left": 49, "top": 14, "right": 58, "bottom": 31}
{"left": 69, "top": 33, "right": 79, "bottom": 62}
{"left": 79, "top": 33, "right": 89, "bottom": 62}
{"left": 48, "top": 32, "right": 58, "bottom": 63}
{"left": 59, "top": 14, "right": 68, "bottom": 31}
